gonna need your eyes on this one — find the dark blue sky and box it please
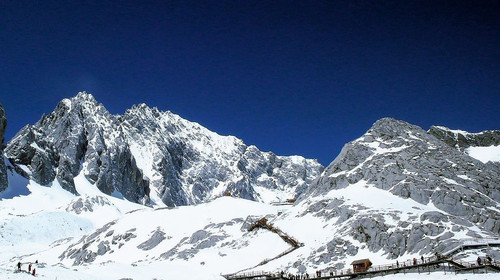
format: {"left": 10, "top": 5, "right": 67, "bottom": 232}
{"left": 1, "top": 1, "right": 498, "bottom": 165}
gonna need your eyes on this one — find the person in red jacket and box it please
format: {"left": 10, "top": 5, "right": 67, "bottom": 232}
{"left": 28, "top": 263, "right": 32, "bottom": 272}
{"left": 32, "top": 268, "right": 36, "bottom": 276}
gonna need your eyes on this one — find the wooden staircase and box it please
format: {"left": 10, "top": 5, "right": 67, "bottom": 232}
{"left": 248, "top": 217, "right": 303, "bottom": 249}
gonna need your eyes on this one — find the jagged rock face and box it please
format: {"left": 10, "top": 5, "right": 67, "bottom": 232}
{"left": 0, "top": 102, "right": 6, "bottom": 147}
{"left": 429, "top": 125, "right": 500, "bottom": 150}
{"left": 4, "top": 93, "right": 149, "bottom": 199}
{"left": 115, "top": 104, "right": 322, "bottom": 206}
{"left": 429, "top": 125, "right": 500, "bottom": 171}
{"left": 0, "top": 102, "right": 7, "bottom": 192}
{"left": 4, "top": 92, "right": 322, "bottom": 206}
{"left": 285, "top": 118, "right": 500, "bottom": 267}
{"left": 66, "top": 196, "right": 115, "bottom": 215}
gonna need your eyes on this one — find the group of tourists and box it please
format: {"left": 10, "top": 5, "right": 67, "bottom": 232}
{"left": 16, "top": 260, "right": 38, "bottom": 276}
{"left": 277, "top": 270, "right": 311, "bottom": 279}
{"left": 276, "top": 270, "right": 341, "bottom": 279}
{"left": 477, "top": 255, "right": 493, "bottom": 265}
{"left": 260, "top": 253, "right": 497, "bottom": 280}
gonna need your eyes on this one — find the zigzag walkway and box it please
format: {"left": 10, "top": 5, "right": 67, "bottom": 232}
{"left": 228, "top": 217, "right": 304, "bottom": 276}
{"left": 247, "top": 217, "right": 304, "bottom": 248}
{"left": 223, "top": 238, "right": 500, "bottom": 280}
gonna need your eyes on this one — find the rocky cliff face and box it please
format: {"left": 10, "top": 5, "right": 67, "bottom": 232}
{"left": 429, "top": 125, "right": 500, "bottom": 150}
{"left": 4, "top": 92, "right": 323, "bottom": 206}
{"left": 0, "top": 102, "right": 7, "bottom": 192}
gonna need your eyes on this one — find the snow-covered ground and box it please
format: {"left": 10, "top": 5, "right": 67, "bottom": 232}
{"left": 0, "top": 173, "right": 290, "bottom": 279}
{"left": 466, "top": 145, "right": 500, "bottom": 163}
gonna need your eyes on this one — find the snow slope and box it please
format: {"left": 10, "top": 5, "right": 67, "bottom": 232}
{"left": 0, "top": 176, "right": 291, "bottom": 279}
{"left": 2, "top": 165, "right": 498, "bottom": 279}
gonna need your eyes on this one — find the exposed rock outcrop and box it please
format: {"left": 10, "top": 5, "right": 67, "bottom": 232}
{"left": 429, "top": 125, "right": 500, "bottom": 150}
{"left": 0, "top": 102, "right": 7, "bottom": 192}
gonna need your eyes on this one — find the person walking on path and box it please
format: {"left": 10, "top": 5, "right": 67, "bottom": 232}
{"left": 28, "top": 263, "right": 32, "bottom": 272}
{"left": 32, "top": 268, "right": 36, "bottom": 276}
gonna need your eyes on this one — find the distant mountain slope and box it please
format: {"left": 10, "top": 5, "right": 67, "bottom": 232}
{"left": 4, "top": 92, "right": 323, "bottom": 206}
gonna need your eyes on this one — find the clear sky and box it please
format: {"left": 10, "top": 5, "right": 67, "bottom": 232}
{"left": 0, "top": 1, "right": 498, "bottom": 166}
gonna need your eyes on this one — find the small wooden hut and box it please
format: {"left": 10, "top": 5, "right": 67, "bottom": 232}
{"left": 351, "top": 259, "right": 372, "bottom": 273}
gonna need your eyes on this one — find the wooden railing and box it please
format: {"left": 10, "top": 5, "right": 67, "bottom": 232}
{"left": 224, "top": 255, "right": 500, "bottom": 279}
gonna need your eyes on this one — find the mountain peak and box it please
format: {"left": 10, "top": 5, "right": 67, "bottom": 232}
{"left": 75, "top": 91, "right": 96, "bottom": 101}
{"left": 56, "top": 92, "right": 100, "bottom": 114}
{"left": 368, "top": 118, "right": 422, "bottom": 138}
{"left": 128, "top": 103, "right": 159, "bottom": 114}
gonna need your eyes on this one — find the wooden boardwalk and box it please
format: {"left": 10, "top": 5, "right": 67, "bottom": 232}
{"left": 223, "top": 238, "right": 500, "bottom": 280}
{"left": 223, "top": 257, "right": 500, "bottom": 280}
{"left": 442, "top": 238, "right": 500, "bottom": 256}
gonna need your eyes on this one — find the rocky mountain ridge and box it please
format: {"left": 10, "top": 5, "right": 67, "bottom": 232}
{"left": 263, "top": 117, "right": 500, "bottom": 271}
{"left": 429, "top": 125, "right": 500, "bottom": 151}
{"left": 3, "top": 92, "right": 323, "bottom": 206}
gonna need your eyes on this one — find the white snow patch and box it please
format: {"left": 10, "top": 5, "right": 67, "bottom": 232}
{"left": 324, "top": 181, "right": 440, "bottom": 213}
{"left": 457, "top": 174, "right": 471, "bottom": 181}
{"left": 29, "top": 142, "right": 44, "bottom": 152}
{"left": 466, "top": 145, "right": 500, "bottom": 163}
{"left": 442, "top": 178, "right": 461, "bottom": 186}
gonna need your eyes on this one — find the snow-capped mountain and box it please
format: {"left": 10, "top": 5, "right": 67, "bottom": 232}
{"left": 1, "top": 96, "right": 499, "bottom": 280}
{"left": 253, "top": 118, "right": 500, "bottom": 272}
{"left": 311, "top": 118, "right": 499, "bottom": 231}
{"left": 3, "top": 92, "right": 323, "bottom": 206}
